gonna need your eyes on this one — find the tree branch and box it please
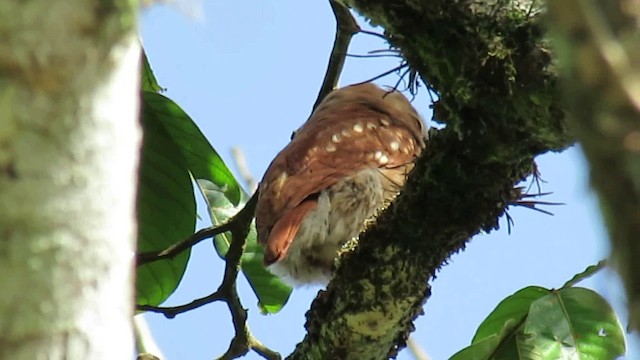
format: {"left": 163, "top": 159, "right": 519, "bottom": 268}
{"left": 231, "top": 147, "right": 258, "bottom": 193}
{"left": 312, "top": 0, "right": 361, "bottom": 112}
{"left": 137, "top": 291, "right": 224, "bottom": 318}
{"left": 136, "top": 192, "right": 258, "bottom": 266}
{"left": 136, "top": 226, "right": 228, "bottom": 266}
{"left": 136, "top": 191, "right": 278, "bottom": 359}
{"left": 289, "top": 1, "right": 572, "bottom": 359}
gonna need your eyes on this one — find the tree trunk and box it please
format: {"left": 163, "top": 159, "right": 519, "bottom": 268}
{"left": 0, "top": 1, "right": 140, "bottom": 359}
{"left": 547, "top": 0, "right": 640, "bottom": 329}
{"left": 289, "top": 1, "right": 571, "bottom": 359}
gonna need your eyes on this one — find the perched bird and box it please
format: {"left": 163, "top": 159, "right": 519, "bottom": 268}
{"left": 255, "top": 83, "right": 426, "bottom": 285}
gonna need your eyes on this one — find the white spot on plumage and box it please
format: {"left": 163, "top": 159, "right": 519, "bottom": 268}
{"left": 374, "top": 150, "right": 383, "bottom": 160}
{"left": 275, "top": 172, "right": 288, "bottom": 188}
{"left": 326, "top": 143, "right": 337, "bottom": 152}
{"left": 353, "top": 123, "right": 364, "bottom": 133}
{"left": 378, "top": 154, "right": 389, "bottom": 165}
{"left": 390, "top": 141, "right": 400, "bottom": 151}
{"left": 341, "top": 129, "right": 351, "bottom": 137}
{"left": 367, "top": 122, "right": 377, "bottom": 130}
{"left": 380, "top": 118, "right": 390, "bottom": 126}
{"left": 332, "top": 134, "right": 341, "bottom": 143}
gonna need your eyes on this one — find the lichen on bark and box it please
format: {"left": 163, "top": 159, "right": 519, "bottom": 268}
{"left": 288, "top": 1, "right": 573, "bottom": 359}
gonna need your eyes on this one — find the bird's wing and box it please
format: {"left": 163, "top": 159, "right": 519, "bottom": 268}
{"left": 256, "top": 84, "right": 425, "bottom": 262}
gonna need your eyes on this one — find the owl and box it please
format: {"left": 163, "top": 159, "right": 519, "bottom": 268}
{"left": 255, "top": 83, "right": 426, "bottom": 285}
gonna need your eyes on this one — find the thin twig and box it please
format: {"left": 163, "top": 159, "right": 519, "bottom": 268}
{"left": 391, "top": 66, "right": 413, "bottom": 93}
{"left": 406, "top": 336, "right": 431, "bottom": 360}
{"left": 137, "top": 354, "right": 161, "bottom": 360}
{"left": 358, "top": 29, "right": 388, "bottom": 40}
{"left": 312, "top": 0, "right": 361, "bottom": 111}
{"left": 137, "top": 191, "right": 278, "bottom": 359}
{"left": 351, "top": 63, "right": 408, "bottom": 87}
{"left": 368, "top": 48, "right": 401, "bottom": 54}
{"left": 250, "top": 336, "right": 282, "bottom": 360}
{"left": 214, "top": 191, "right": 272, "bottom": 360}
{"left": 136, "top": 192, "right": 258, "bottom": 266}
{"left": 231, "top": 147, "right": 257, "bottom": 192}
{"left": 137, "top": 291, "right": 224, "bottom": 318}
{"left": 136, "top": 225, "right": 230, "bottom": 266}
{"left": 134, "top": 314, "right": 165, "bottom": 359}
{"left": 346, "top": 53, "right": 400, "bottom": 59}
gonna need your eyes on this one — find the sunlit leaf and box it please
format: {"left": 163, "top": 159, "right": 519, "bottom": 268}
{"left": 521, "top": 287, "right": 625, "bottom": 360}
{"left": 198, "top": 180, "right": 292, "bottom": 314}
{"left": 450, "top": 319, "right": 522, "bottom": 360}
{"left": 452, "top": 283, "right": 625, "bottom": 360}
{"left": 473, "top": 286, "right": 550, "bottom": 343}
{"left": 142, "top": 92, "right": 241, "bottom": 206}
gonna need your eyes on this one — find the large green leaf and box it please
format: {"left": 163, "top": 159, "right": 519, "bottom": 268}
{"left": 136, "top": 108, "right": 196, "bottom": 306}
{"left": 521, "top": 287, "right": 625, "bottom": 360}
{"left": 473, "top": 286, "right": 551, "bottom": 343}
{"left": 198, "top": 180, "right": 292, "bottom": 314}
{"left": 142, "top": 92, "right": 241, "bottom": 206}
{"left": 450, "top": 286, "right": 549, "bottom": 360}
{"left": 450, "top": 286, "right": 625, "bottom": 360}
{"left": 450, "top": 319, "right": 522, "bottom": 360}
{"left": 138, "top": 53, "right": 288, "bottom": 312}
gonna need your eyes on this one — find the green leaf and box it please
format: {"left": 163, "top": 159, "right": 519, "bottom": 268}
{"left": 139, "top": 54, "right": 285, "bottom": 311}
{"left": 142, "top": 91, "right": 241, "bottom": 206}
{"left": 451, "top": 286, "right": 626, "bottom": 360}
{"left": 198, "top": 180, "right": 292, "bottom": 314}
{"left": 473, "top": 286, "right": 551, "bottom": 344}
{"left": 450, "top": 334, "right": 502, "bottom": 360}
{"left": 450, "top": 319, "right": 522, "bottom": 360}
{"left": 141, "top": 51, "right": 163, "bottom": 93}
{"left": 521, "top": 287, "right": 626, "bottom": 360}
{"left": 136, "top": 108, "right": 196, "bottom": 306}
{"left": 562, "top": 260, "right": 607, "bottom": 289}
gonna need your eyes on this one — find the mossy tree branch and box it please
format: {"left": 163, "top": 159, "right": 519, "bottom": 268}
{"left": 288, "top": 1, "right": 572, "bottom": 359}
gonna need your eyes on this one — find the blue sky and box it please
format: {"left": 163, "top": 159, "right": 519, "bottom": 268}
{"left": 139, "top": 2, "right": 637, "bottom": 359}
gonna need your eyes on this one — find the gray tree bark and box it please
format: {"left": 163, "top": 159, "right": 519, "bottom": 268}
{"left": 0, "top": 1, "right": 140, "bottom": 359}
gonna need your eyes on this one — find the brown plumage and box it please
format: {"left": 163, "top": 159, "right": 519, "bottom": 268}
{"left": 255, "top": 83, "right": 426, "bottom": 285}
